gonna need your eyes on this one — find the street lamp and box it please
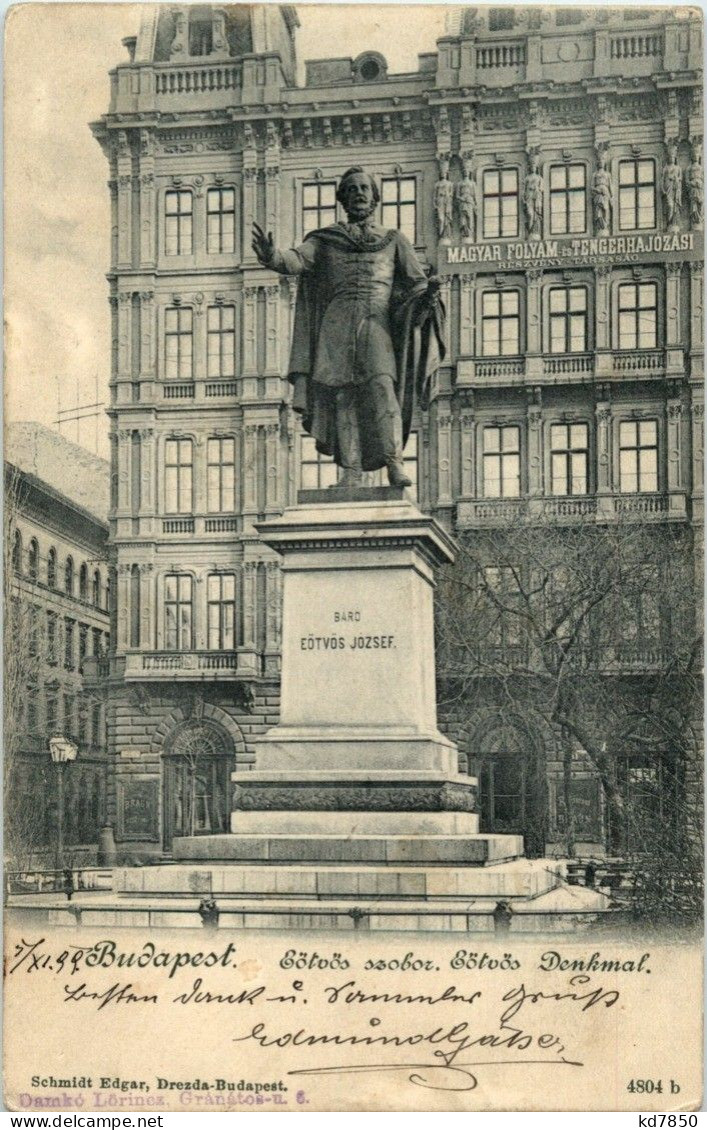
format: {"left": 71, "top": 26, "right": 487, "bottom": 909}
{"left": 49, "top": 735, "right": 77, "bottom": 874}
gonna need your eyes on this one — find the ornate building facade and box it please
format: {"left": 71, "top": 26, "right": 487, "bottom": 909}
{"left": 6, "top": 423, "right": 111, "bottom": 862}
{"left": 90, "top": 5, "right": 703, "bottom": 860}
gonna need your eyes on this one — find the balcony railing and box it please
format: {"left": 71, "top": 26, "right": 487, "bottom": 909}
{"left": 543, "top": 353, "right": 593, "bottom": 378}
{"left": 458, "top": 349, "right": 674, "bottom": 389}
{"left": 610, "top": 32, "right": 662, "bottom": 59}
{"left": 457, "top": 493, "right": 684, "bottom": 528}
{"left": 162, "top": 518, "right": 195, "bottom": 534}
{"left": 204, "top": 517, "right": 239, "bottom": 532}
{"left": 476, "top": 41, "right": 526, "bottom": 69}
{"left": 612, "top": 350, "right": 664, "bottom": 376}
{"left": 613, "top": 493, "right": 669, "bottom": 517}
{"left": 154, "top": 64, "right": 241, "bottom": 95}
{"left": 124, "top": 651, "right": 248, "bottom": 681}
{"left": 163, "top": 384, "right": 195, "bottom": 400}
{"left": 542, "top": 497, "right": 598, "bottom": 519}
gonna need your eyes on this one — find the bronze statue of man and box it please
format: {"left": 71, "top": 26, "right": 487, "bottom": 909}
{"left": 252, "top": 167, "right": 445, "bottom": 488}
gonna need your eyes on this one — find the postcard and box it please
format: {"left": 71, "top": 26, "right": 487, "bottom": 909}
{"left": 4, "top": 2, "right": 703, "bottom": 1113}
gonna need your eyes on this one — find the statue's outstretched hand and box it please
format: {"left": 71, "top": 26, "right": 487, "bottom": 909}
{"left": 252, "top": 222, "right": 275, "bottom": 265}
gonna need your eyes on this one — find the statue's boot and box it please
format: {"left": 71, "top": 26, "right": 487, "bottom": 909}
{"left": 335, "top": 388, "right": 363, "bottom": 489}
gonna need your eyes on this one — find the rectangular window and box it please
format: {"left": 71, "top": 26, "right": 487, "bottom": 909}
{"left": 619, "top": 567, "right": 661, "bottom": 649}
{"left": 165, "top": 307, "right": 193, "bottom": 380}
{"left": 92, "top": 702, "right": 103, "bottom": 747}
{"left": 64, "top": 618, "right": 75, "bottom": 671}
{"left": 27, "top": 694, "right": 38, "bottom": 734}
{"left": 92, "top": 627, "right": 102, "bottom": 657}
{"left": 481, "top": 290, "right": 520, "bottom": 356}
{"left": 63, "top": 693, "right": 75, "bottom": 737}
{"left": 550, "top": 422, "right": 589, "bottom": 496}
{"left": 28, "top": 605, "right": 39, "bottom": 658}
{"left": 47, "top": 612, "right": 57, "bottom": 666}
{"left": 549, "top": 287, "right": 588, "bottom": 353}
{"left": 207, "top": 573, "right": 236, "bottom": 651}
{"left": 618, "top": 282, "right": 657, "bottom": 349}
{"left": 302, "top": 180, "right": 337, "bottom": 236}
{"left": 46, "top": 695, "right": 57, "bottom": 734}
{"left": 206, "top": 437, "right": 236, "bottom": 513}
{"left": 483, "top": 425, "right": 521, "bottom": 498}
{"left": 549, "top": 165, "right": 586, "bottom": 235}
{"left": 164, "top": 439, "right": 193, "bottom": 514}
{"left": 619, "top": 420, "right": 658, "bottom": 494}
{"left": 381, "top": 177, "right": 416, "bottom": 243}
{"left": 483, "top": 168, "right": 519, "bottom": 239}
{"left": 78, "top": 699, "right": 89, "bottom": 745}
{"left": 300, "top": 434, "right": 338, "bottom": 490}
{"left": 483, "top": 566, "right": 522, "bottom": 647}
{"left": 164, "top": 574, "right": 193, "bottom": 651}
{"left": 206, "top": 187, "right": 235, "bottom": 254}
{"left": 79, "top": 624, "right": 88, "bottom": 666}
{"left": 165, "top": 190, "right": 193, "bottom": 255}
{"left": 207, "top": 305, "right": 236, "bottom": 378}
{"left": 618, "top": 159, "right": 656, "bottom": 231}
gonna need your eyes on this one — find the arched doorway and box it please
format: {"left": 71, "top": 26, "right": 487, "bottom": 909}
{"left": 162, "top": 720, "right": 235, "bottom": 849}
{"left": 471, "top": 721, "right": 547, "bottom": 858}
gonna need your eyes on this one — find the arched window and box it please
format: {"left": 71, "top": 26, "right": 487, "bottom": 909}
{"left": 92, "top": 569, "right": 101, "bottom": 608}
{"left": 47, "top": 547, "right": 57, "bottom": 588}
{"left": 79, "top": 563, "right": 88, "bottom": 601}
{"left": 64, "top": 556, "right": 74, "bottom": 596}
{"left": 12, "top": 530, "right": 22, "bottom": 574}
{"left": 28, "top": 539, "right": 39, "bottom": 581}
{"left": 473, "top": 721, "right": 546, "bottom": 858}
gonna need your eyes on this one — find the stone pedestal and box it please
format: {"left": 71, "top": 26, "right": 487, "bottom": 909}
{"left": 173, "top": 488, "right": 526, "bottom": 886}
{"left": 230, "top": 489, "right": 479, "bottom": 840}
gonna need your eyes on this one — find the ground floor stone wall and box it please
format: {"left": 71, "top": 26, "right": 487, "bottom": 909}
{"left": 104, "top": 679, "right": 280, "bottom": 860}
{"left": 102, "top": 673, "right": 701, "bottom": 862}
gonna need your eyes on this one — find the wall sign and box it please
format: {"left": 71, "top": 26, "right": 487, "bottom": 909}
{"left": 440, "top": 231, "right": 700, "bottom": 273}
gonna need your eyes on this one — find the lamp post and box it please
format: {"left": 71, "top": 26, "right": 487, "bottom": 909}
{"left": 49, "top": 735, "right": 77, "bottom": 873}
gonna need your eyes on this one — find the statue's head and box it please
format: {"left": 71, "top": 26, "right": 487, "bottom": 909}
{"left": 337, "top": 167, "right": 379, "bottom": 221}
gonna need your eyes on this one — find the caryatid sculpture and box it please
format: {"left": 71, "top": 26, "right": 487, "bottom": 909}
{"left": 591, "top": 148, "right": 613, "bottom": 236}
{"left": 686, "top": 142, "right": 704, "bottom": 229}
{"left": 662, "top": 142, "right": 683, "bottom": 232}
{"left": 433, "top": 157, "right": 454, "bottom": 241}
{"left": 252, "top": 167, "right": 445, "bottom": 490}
{"left": 523, "top": 151, "right": 544, "bottom": 238}
{"left": 456, "top": 161, "right": 478, "bottom": 242}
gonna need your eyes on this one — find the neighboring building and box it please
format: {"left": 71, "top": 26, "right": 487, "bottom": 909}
{"left": 90, "top": 5, "right": 703, "bottom": 859}
{"left": 5, "top": 422, "right": 111, "bottom": 863}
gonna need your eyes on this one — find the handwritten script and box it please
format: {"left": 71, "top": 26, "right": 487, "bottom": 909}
{"left": 4, "top": 937, "right": 643, "bottom": 1093}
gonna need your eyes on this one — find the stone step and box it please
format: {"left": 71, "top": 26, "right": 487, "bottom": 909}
{"left": 171, "top": 832, "right": 524, "bottom": 865}
{"left": 116, "top": 855, "right": 549, "bottom": 901}
{"left": 14, "top": 880, "right": 611, "bottom": 934}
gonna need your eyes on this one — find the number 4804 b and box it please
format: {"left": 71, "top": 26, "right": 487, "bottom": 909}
{"left": 628, "top": 1080, "right": 663, "bottom": 1093}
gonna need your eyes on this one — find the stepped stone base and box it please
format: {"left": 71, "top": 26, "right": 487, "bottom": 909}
{"left": 172, "top": 831, "right": 522, "bottom": 864}
{"left": 115, "top": 856, "right": 554, "bottom": 900}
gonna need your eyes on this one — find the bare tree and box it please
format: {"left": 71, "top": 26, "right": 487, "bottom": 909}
{"left": 435, "top": 512, "right": 703, "bottom": 921}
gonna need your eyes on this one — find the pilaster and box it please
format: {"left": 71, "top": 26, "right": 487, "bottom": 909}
{"left": 527, "top": 393, "right": 543, "bottom": 498}
{"left": 116, "top": 131, "right": 133, "bottom": 268}
{"left": 459, "top": 275, "right": 474, "bottom": 356}
{"left": 138, "top": 129, "right": 156, "bottom": 267}
{"left": 459, "top": 406, "right": 475, "bottom": 498}
{"left": 264, "top": 284, "right": 280, "bottom": 375}
{"left": 242, "top": 134, "right": 258, "bottom": 266}
{"left": 436, "top": 408, "right": 453, "bottom": 508}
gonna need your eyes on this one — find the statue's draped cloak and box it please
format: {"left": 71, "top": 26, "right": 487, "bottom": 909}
{"left": 279, "top": 223, "right": 445, "bottom": 471}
